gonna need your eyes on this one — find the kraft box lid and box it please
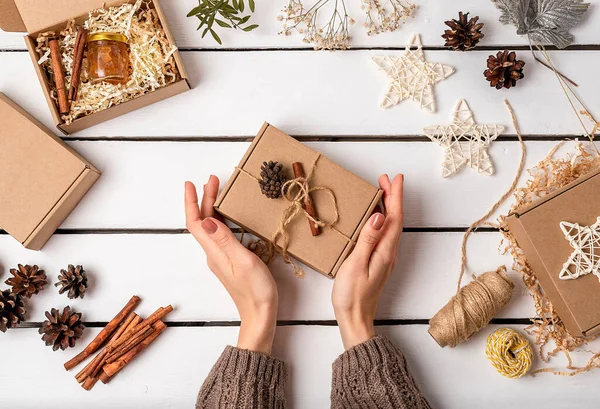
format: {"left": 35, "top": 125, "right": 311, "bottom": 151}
{"left": 506, "top": 168, "right": 600, "bottom": 337}
{"left": 0, "top": 92, "right": 100, "bottom": 250}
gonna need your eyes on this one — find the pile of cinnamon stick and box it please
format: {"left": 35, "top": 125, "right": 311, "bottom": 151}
{"left": 64, "top": 295, "right": 172, "bottom": 390}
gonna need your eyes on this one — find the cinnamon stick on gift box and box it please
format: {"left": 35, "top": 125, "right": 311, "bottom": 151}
{"left": 48, "top": 38, "right": 70, "bottom": 115}
{"left": 293, "top": 162, "right": 321, "bottom": 236}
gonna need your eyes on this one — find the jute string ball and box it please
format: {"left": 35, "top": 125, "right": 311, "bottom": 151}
{"left": 428, "top": 100, "right": 524, "bottom": 348}
{"left": 486, "top": 328, "right": 533, "bottom": 378}
{"left": 428, "top": 267, "right": 514, "bottom": 347}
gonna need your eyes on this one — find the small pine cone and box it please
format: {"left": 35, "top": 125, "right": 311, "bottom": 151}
{"left": 39, "top": 306, "right": 85, "bottom": 351}
{"left": 5, "top": 264, "right": 47, "bottom": 298}
{"left": 259, "top": 161, "right": 288, "bottom": 199}
{"left": 55, "top": 265, "right": 88, "bottom": 299}
{"left": 0, "top": 289, "right": 26, "bottom": 332}
{"left": 484, "top": 50, "right": 525, "bottom": 89}
{"left": 442, "top": 11, "right": 484, "bottom": 51}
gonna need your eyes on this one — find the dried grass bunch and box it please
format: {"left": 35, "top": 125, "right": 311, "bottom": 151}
{"left": 278, "top": 0, "right": 353, "bottom": 50}
{"left": 361, "top": 0, "right": 416, "bottom": 36}
{"left": 499, "top": 142, "right": 600, "bottom": 375}
{"left": 36, "top": 0, "right": 180, "bottom": 124}
{"left": 278, "top": 0, "right": 415, "bottom": 50}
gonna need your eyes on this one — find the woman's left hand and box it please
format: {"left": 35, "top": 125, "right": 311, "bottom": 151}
{"left": 185, "top": 176, "right": 278, "bottom": 355}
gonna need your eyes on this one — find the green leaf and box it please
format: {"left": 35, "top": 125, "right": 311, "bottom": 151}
{"left": 232, "top": 0, "right": 238, "bottom": 9}
{"left": 202, "top": 26, "right": 210, "bottom": 38}
{"left": 216, "top": 19, "right": 232, "bottom": 28}
{"left": 249, "top": 0, "right": 255, "bottom": 12}
{"left": 237, "top": 15, "right": 250, "bottom": 25}
{"left": 242, "top": 24, "right": 258, "bottom": 32}
{"left": 210, "top": 29, "right": 223, "bottom": 45}
{"left": 239, "top": 0, "right": 245, "bottom": 12}
{"left": 187, "top": 5, "right": 203, "bottom": 17}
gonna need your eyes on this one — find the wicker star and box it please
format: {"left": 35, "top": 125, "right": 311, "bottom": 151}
{"left": 423, "top": 99, "right": 505, "bottom": 178}
{"left": 559, "top": 217, "right": 600, "bottom": 281}
{"left": 373, "top": 33, "right": 455, "bottom": 112}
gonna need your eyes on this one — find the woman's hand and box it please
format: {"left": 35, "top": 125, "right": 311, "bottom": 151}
{"left": 332, "top": 174, "right": 404, "bottom": 349}
{"left": 185, "top": 176, "right": 278, "bottom": 355}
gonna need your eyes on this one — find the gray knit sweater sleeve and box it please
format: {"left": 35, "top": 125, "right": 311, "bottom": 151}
{"left": 331, "top": 336, "right": 432, "bottom": 409}
{"left": 196, "top": 346, "right": 287, "bottom": 409}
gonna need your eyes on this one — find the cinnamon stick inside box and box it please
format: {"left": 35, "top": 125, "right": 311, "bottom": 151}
{"left": 214, "top": 123, "right": 383, "bottom": 278}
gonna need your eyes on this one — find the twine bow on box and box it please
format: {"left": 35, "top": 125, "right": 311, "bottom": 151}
{"left": 236, "top": 154, "right": 354, "bottom": 277}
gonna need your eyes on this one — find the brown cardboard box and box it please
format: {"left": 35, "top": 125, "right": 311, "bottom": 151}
{"left": 215, "top": 123, "right": 383, "bottom": 278}
{"left": 506, "top": 169, "right": 600, "bottom": 337}
{"left": 0, "top": 92, "right": 100, "bottom": 250}
{"left": 0, "top": 0, "right": 190, "bottom": 134}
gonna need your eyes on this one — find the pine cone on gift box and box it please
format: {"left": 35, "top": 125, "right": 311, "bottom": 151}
{"left": 5, "top": 264, "right": 47, "bottom": 298}
{"left": 0, "top": 289, "right": 26, "bottom": 332}
{"left": 484, "top": 50, "right": 526, "bottom": 89}
{"left": 259, "top": 161, "right": 288, "bottom": 199}
{"left": 55, "top": 265, "right": 88, "bottom": 299}
{"left": 39, "top": 306, "right": 85, "bottom": 351}
{"left": 442, "top": 11, "right": 484, "bottom": 51}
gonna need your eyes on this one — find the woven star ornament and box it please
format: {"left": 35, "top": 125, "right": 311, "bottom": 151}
{"left": 373, "top": 33, "right": 455, "bottom": 112}
{"left": 424, "top": 99, "right": 505, "bottom": 178}
{"left": 559, "top": 217, "right": 600, "bottom": 281}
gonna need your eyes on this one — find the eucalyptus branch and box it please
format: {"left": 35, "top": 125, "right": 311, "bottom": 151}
{"left": 187, "top": 0, "right": 258, "bottom": 45}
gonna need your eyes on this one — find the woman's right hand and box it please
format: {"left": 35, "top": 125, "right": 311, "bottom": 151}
{"left": 331, "top": 174, "right": 404, "bottom": 349}
{"left": 185, "top": 176, "right": 279, "bottom": 355}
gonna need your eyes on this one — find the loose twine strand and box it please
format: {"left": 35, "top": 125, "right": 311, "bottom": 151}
{"left": 486, "top": 328, "right": 533, "bottom": 379}
{"left": 428, "top": 100, "right": 524, "bottom": 348}
{"left": 236, "top": 153, "right": 352, "bottom": 277}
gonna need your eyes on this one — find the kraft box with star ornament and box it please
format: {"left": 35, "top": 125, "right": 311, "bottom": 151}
{"left": 214, "top": 123, "right": 383, "bottom": 278}
{"left": 506, "top": 168, "right": 600, "bottom": 337}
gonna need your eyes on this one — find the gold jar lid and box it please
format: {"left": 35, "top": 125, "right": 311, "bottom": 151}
{"left": 87, "top": 32, "right": 128, "bottom": 43}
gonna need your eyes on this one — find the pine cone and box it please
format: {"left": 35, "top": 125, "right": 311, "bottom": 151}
{"left": 5, "top": 264, "right": 47, "bottom": 298}
{"left": 39, "top": 306, "right": 85, "bottom": 351}
{"left": 442, "top": 12, "right": 484, "bottom": 51}
{"left": 484, "top": 50, "right": 526, "bottom": 89}
{"left": 55, "top": 265, "right": 88, "bottom": 299}
{"left": 0, "top": 289, "right": 26, "bottom": 332}
{"left": 259, "top": 161, "right": 288, "bottom": 199}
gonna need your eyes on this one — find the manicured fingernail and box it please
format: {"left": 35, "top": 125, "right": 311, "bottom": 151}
{"left": 201, "top": 218, "right": 218, "bottom": 234}
{"left": 371, "top": 213, "right": 385, "bottom": 230}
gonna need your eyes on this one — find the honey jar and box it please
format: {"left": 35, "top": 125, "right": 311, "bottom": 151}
{"left": 87, "top": 32, "right": 130, "bottom": 85}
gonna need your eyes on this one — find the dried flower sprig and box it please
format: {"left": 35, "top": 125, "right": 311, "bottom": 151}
{"left": 188, "top": 0, "right": 258, "bottom": 45}
{"left": 278, "top": 0, "right": 354, "bottom": 50}
{"left": 361, "top": 0, "right": 416, "bottom": 36}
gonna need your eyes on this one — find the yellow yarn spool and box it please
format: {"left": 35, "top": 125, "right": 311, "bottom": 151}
{"left": 485, "top": 328, "right": 533, "bottom": 379}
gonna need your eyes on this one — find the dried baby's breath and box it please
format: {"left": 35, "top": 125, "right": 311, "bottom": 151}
{"left": 279, "top": 0, "right": 353, "bottom": 50}
{"left": 499, "top": 142, "right": 600, "bottom": 376}
{"left": 36, "top": 0, "right": 180, "bottom": 124}
{"left": 361, "top": 0, "right": 416, "bottom": 36}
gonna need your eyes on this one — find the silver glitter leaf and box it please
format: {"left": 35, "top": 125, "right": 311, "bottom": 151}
{"left": 491, "top": 0, "right": 590, "bottom": 48}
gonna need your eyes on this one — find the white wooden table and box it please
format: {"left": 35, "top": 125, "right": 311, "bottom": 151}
{"left": 1, "top": 1, "right": 599, "bottom": 408}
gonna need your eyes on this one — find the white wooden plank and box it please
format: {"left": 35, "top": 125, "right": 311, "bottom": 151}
{"left": 1, "top": 0, "right": 599, "bottom": 49}
{"left": 0, "top": 50, "right": 598, "bottom": 137}
{"left": 0, "top": 230, "right": 529, "bottom": 322}
{"left": 1, "top": 325, "right": 598, "bottom": 408}
{"left": 56, "top": 140, "right": 592, "bottom": 229}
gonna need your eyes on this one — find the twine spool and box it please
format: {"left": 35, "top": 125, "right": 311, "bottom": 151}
{"left": 428, "top": 267, "right": 514, "bottom": 348}
{"left": 486, "top": 328, "right": 533, "bottom": 378}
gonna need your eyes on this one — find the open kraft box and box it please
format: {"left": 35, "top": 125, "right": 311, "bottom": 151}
{"left": 0, "top": 0, "right": 190, "bottom": 134}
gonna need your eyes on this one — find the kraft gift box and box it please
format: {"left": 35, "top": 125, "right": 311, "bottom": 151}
{"left": 0, "top": 0, "right": 191, "bottom": 134}
{"left": 506, "top": 169, "right": 600, "bottom": 337}
{"left": 214, "top": 123, "right": 383, "bottom": 278}
{"left": 0, "top": 92, "right": 100, "bottom": 250}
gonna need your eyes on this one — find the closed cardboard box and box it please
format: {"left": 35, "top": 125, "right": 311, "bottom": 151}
{"left": 0, "top": 93, "right": 100, "bottom": 250}
{"left": 506, "top": 169, "right": 600, "bottom": 337}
